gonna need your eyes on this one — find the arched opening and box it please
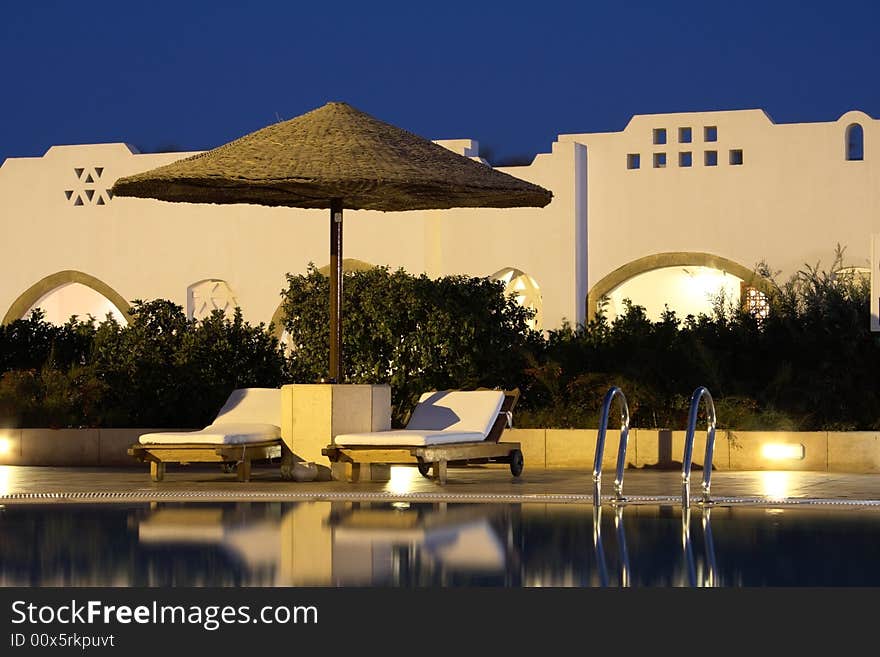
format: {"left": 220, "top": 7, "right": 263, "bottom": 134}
{"left": 588, "top": 253, "right": 773, "bottom": 322}
{"left": 269, "top": 304, "right": 288, "bottom": 347}
{"left": 846, "top": 124, "right": 864, "bottom": 161}
{"left": 316, "top": 258, "right": 377, "bottom": 277}
{"left": 490, "top": 267, "right": 543, "bottom": 330}
{"left": 187, "top": 279, "right": 240, "bottom": 320}
{"left": 2, "top": 271, "right": 130, "bottom": 326}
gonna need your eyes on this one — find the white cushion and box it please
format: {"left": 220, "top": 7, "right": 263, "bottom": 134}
{"left": 406, "top": 390, "right": 504, "bottom": 435}
{"left": 334, "top": 390, "right": 504, "bottom": 447}
{"left": 334, "top": 429, "right": 485, "bottom": 447}
{"left": 213, "top": 388, "right": 282, "bottom": 426}
{"left": 139, "top": 422, "right": 280, "bottom": 445}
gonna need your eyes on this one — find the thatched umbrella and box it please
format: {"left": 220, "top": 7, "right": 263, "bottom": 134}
{"left": 111, "top": 101, "right": 552, "bottom": 382}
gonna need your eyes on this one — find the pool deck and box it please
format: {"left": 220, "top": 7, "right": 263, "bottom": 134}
{"left": 3, "top": 464, "right": 880, "bottom": 507}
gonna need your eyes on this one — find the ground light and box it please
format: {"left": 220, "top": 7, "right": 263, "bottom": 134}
{"left": 761, "top": 443, "right": 805, "bottom": 461}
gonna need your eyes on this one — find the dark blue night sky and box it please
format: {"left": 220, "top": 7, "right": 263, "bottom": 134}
{"left": 1, "top": 0, "right": 877, "bottom": 165}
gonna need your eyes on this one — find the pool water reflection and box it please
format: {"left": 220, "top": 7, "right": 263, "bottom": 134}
{"left": 1, "top": 501, "right": 879, "bottom": 587}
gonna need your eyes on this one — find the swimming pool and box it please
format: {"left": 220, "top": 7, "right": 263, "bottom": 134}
{"left": 1, "top": 500, "right": 878, "bottom": 587}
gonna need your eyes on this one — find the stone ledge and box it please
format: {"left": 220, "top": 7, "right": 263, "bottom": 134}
{"left": 2, "top": 427, "right": 879, "bottom": 473}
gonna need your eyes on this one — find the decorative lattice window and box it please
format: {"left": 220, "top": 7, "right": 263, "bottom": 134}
{"left": 743, "top": 285, "right": 769, "bottom": 321}
{"left": 65, "top": 166, "right": 111, "bottom": 207}
{"left": 491, "top": 267, "right": 543, "bottom": 330}
{"left": 187, "top": 280, "right": 240, "bottom": 320}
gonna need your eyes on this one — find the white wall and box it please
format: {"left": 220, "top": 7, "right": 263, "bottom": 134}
{"left": 0, "top": 139, "right": 581, "bottom": 330}
{"left": 559, "top": 109, "right": 880, "bottom": 314}
{"left": 3, "top": 108, "right": 878, "bottom": 333}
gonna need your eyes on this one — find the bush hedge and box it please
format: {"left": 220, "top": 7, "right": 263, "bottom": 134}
{"left": 0, "top": 301, "right": 285, "bottom": 428}
{"left": 3, "top": 250, "right": 879, "bottom": 431}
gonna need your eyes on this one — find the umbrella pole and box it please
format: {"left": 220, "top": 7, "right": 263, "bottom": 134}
{"left": 329, "top": 198, "right": 344, "bottom": 383}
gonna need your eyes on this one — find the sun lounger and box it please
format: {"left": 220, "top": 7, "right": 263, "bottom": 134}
{"left": 128, "top": 387, "right": 283, "bottom": 482}
{"left": 323, "top": 389, "right": 522, "bottom": 484}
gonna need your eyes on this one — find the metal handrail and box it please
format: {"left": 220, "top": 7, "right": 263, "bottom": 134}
{"left": 681, "top": 386, "right": 717, "bottom": 508}
{"left": 592, "top": 386, "right": 631, "bottom": 505}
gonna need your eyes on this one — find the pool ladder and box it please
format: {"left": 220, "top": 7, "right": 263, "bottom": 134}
{"left": 591, "top": 385, "right": 719, "bottom": 586}
{"left": 592, "top": 385, "right": 718, "bottom": 508}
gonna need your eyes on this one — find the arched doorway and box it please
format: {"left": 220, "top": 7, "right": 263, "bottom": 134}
{"left": 587, "top": 252, "right": 773, "bottom": 322}
{"left": 2, "top": 271, "right": 130, "bottom": 325}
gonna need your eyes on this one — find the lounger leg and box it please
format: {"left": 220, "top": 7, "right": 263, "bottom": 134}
{"left": 432, "top": 459, "right": 448, "bottom": 485}
{"left": 367, "top": 464, "right": 391, "bottom": 482}
{"left": 150, "top": 461, "right": 165, "bottom": 482}
{"left": 237, "top": 460, "right": 252, "bottom": 482}
{"left": 331, "top": 462, "right": 353, "bottom": 482}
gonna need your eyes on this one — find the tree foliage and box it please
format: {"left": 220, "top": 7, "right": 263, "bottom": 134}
{"left": 517, "top": 247, "right": 880, "bottom": 431}
{"left": 0, "top": 301, "right": 285, "bottom": 428}
{"left": 282, "top": 265, "right": 540, "bottom": 425}
{"left": 3, "top": 249, "right": 880, "bottom": 431}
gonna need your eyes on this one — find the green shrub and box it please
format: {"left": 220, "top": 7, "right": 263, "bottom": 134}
{"left": 524, "top": 247, "right": 880, "bottom": 431}
{"left": 282, "top": 265, "right": 540, "bottom": 425}
{"left": 2, "top": 247, "right": 879, "bottom": 431}
{"left": 0, "top": 300, "right": 286, "bottom": 428}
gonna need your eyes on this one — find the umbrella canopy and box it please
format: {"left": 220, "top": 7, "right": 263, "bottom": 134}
{"left": 111, "top": 101, "right": 553, "bottom": 381}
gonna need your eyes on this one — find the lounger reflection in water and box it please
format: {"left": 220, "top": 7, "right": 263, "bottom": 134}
{"left": 324, "top": 389, "right": 523, "bottom": 484}
{"left": 137, "top": 507, "right": 281, "bottom": 583}
{"left": 331, "top": 505, "right": 510, "bottom": 584}
{"left": 129, "top": 388, "right": 283, "bottom": 482}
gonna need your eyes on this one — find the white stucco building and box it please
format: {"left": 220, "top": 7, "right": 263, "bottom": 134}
{"left": 0, "top": 108, "right": 877, "bottom": 335}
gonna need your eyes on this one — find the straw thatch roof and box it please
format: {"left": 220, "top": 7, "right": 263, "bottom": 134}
{"left": 111, "top": 102, "right": 553, "bottom": 211}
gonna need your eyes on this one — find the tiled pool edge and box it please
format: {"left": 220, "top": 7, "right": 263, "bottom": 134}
{"left": 3, "top": 489, "right": 880, "bottom": 508}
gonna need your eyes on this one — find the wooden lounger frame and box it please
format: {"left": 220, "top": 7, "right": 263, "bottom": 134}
{"left": 322, "top": 389, "right": 522, "bottom": 484}
{"left": 128, "top": 440, "right": 282, "bottom": 482}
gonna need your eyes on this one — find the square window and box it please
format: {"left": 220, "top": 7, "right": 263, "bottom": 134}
{"left": 679, "top": 127, "right": 692, "bottom": 143}
{"left": 704, "top": 126, "right": 718, "bottom": 142}
{"left": 653, "top": 152, "right": 667, "bottom": 168}
{"left": 626, "top": 153, "right": 640, "bottom": 169}
{"left": 679, "top": 152, "right": 692, "bottom": 167}
{"left": 729, "top": 149, "right": 743, "bottom": 165}
{"left": 704, "top": 150, "right": 718, "bottom": 166}
{"left": 653, "top": 128, "right": 667, "bottom": 145}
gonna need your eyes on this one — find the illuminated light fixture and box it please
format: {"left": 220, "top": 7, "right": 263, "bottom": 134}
{"left": 0, "top": 437, "right": 12, "bottom": 457}
{"left": 761, "top": 443, "right": 805, "bottom": 461}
